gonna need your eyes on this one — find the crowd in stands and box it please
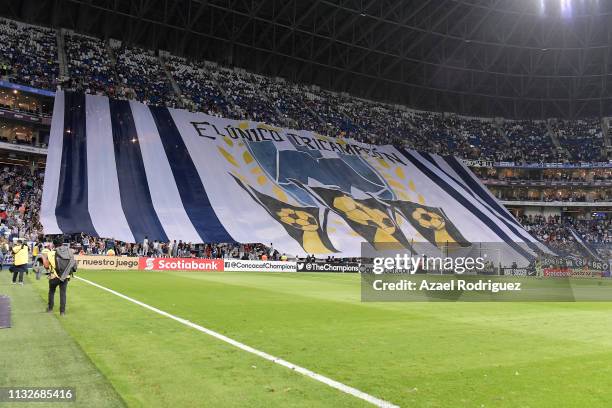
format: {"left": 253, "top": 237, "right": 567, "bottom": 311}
{"left": 268, "top": 80, "right": 324, "bottom": 131}
{"left": 339, "top": 98, "right": 414, "bottom": 144}
{"left": 0, "top": 19, "right": 58, "bottom": 91}
{"left": 570, "top": 218, "right": 611, "bottom": 245}
{"left": 114, "top": 45, "right": 178, "bottom": 107}
{"left": 520, "top": 215, "right": 568, "bottom": 245}
{"left": 165, "top": 56, "right": 235, "bottom": 117}
{"left": 553, "top": 118, "right": 605, "bottom": 162}
{"left": 64, "top": 33, "right": 117, "bottom": 96}
{"left": 66, "top": 234, "right": 280, "bottom": 260}
{"left": 212, "top": 68, "right": 281, "bottom": 124}
{"left": 502, "top": 121, "right": 563, "bottom": 163}
{"left": 519, "top": 215, "right": 611, "bottom": 258}
{"left": 0, "top": 166, "right": 43, "bottom": 243}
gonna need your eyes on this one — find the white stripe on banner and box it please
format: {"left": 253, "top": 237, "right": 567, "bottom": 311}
{"left": 40, "top": 90, "right": 64, "bottom": 234}
{"left": 129, "top": 101, "right": 202, "bottom": 242}
{"left": 85, "top": 94, "right": 135, "bottom": 242}
{"left": 430, "top": 155, "right": 537, "bottom": 243}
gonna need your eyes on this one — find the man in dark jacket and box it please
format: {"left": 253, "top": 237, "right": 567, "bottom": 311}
{"left": 43, "top": 236, "right": 76, "bottom": 316}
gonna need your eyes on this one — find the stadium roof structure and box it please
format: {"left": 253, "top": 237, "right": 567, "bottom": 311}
{"left": 4, "top": 0, "right": 612, "bottom": 119}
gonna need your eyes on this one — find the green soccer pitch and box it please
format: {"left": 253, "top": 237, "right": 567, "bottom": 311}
{"left": 2, "top": 269, "right": 612, "bottom": 407}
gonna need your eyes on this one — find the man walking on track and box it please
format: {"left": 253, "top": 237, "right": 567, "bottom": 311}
{"left": 43, "top": 236, "right": 77, "bottom": 316}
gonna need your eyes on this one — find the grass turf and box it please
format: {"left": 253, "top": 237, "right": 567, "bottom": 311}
{"left": 0, "top": 269, "right": 124, "bottom": 408}
{"left": 5, "top": 269, "right": 612, "bottom": 407}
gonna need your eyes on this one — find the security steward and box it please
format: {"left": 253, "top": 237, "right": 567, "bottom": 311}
{"left": 10, "top": 240, "right": 29, "bottom": 285}
{"left": 43, "top": 237, "right": 74, "bottom": 316}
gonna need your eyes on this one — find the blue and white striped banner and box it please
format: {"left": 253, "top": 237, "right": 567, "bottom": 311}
{"left": 41, "top": 92, "right": 543, "bottom": 260}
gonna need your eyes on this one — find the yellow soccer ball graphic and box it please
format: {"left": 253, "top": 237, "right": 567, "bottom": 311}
{"left": 412, "top": 208, "right": 445, "bottom": 230}
{"left": 276, "top": 208, "right": 319, "bottom": 231}
{"left": 333, "top": 196, "right": 395, "bottom": 234}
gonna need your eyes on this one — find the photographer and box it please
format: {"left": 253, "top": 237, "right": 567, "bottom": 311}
{"left": 10, "top": 239, "right": 28, "bottom": 285}
{"left": 43, "top": 236, "right": 77, "bottom": 316}
{"left": 32, "top": 242, "right": 49, "bottom": 280}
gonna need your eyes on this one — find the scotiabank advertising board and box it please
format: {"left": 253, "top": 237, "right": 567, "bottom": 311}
{"left": 138, "top": 257, "right": 224, "bottom": 272}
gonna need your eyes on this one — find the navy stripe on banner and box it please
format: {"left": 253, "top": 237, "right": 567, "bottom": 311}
{"left": 149, "top": 106, "right": 234, "bottom": 243}
{"left": 399, "top": 149, "right": 534, "bottom": 261}
{"left": 109, "top": 100, "right": 168, "bottom": 243}
{"left": 55, "top": 92, "right": 98, "bottom": 236}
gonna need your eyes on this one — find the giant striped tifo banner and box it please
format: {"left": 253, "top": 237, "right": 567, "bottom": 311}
{"left": 41, "top": 91, "right": 543, "bottom": 261}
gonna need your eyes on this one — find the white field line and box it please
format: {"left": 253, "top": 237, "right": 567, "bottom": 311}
{"left": 75, "top": 276, "right": 399, "bottom": 408}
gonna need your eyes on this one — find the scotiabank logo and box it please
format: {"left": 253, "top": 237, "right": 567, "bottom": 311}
{"left": 138, "top": 257, "right": 224, "bottom": 272}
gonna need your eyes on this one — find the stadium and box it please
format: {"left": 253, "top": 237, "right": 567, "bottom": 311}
{"left": 0, "top": 0, "right": 610, "bottom": 406}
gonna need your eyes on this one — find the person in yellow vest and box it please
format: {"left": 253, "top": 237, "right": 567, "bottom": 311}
{"left": 10, "top": 240, "right": 29, "bottom": 285}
